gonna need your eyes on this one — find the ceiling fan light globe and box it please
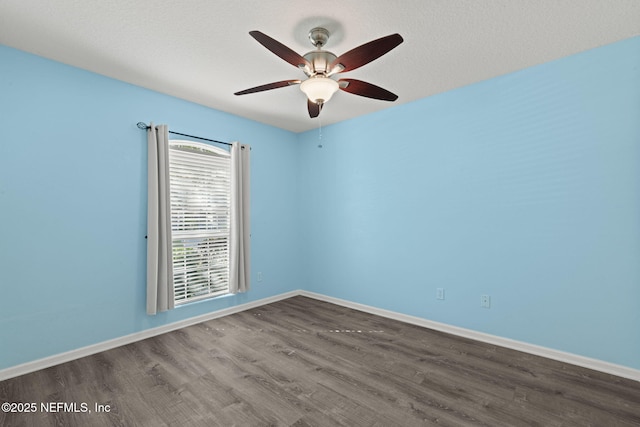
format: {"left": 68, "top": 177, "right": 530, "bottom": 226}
{"left": 300, "top": 77, "right": 339, "bottom": 104}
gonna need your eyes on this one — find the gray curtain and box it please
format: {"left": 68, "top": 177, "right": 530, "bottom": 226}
{"left": 146, "top": 124, "right": 174, "bottom": 315}
{"left": 229, "top": 142, "right": 251, "bottom": 293}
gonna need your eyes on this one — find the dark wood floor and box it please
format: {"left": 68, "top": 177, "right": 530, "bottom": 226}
{"left": 1, "top": 296, "right": 639, "bottom": 426}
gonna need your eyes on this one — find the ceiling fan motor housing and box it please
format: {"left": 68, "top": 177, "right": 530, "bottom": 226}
{"left": 302, "top": 50, "right": 337, "bottom": 76}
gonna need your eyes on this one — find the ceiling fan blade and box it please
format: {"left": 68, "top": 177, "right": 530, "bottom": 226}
{"left": 330, "top": 33, "right": 403, "bottom": 73}
{"left": 307, "top": 99, "right": 322, "bottom": 118}
{"left": 338, "top": 79, "right": 398, "bottom": 101}
{"left": 249, "top": 31, "right": 311, "bottom": 69}
{"left": 234, "top": 80, "right": 301, "bottom": 95}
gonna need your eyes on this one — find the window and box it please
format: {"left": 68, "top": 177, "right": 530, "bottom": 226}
{"left": 168, "top": 140, "right": 231, "bottom": 304}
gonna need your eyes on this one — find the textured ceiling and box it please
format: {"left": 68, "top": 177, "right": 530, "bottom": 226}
{"left": 1, "top": 0, "right": 639, "bottom": 132}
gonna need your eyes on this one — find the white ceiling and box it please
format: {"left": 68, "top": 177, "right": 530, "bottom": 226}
{"left": 1, "top": 1, "right": 639, "bottom": 133}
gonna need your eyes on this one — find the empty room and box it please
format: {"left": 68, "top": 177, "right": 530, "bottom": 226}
{"left": 1, "top": 1, "right": 639, "bottom": 425}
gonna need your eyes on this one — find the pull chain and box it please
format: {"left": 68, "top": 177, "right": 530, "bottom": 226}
{"left": 318, "top": 112, "right": 323, "bottom": 148}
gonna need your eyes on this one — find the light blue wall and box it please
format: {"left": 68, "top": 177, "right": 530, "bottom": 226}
{"left": 2, "top": 36, "right": 639, "bottom": 373}
{"left": 0, "top": 45, "right": 300, "bottom": 369}
{"left": 297, "top": 36, "right": 640, "bottom": 370}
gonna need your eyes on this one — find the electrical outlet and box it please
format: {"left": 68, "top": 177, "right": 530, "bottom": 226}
{"left": 481, "top": 295, "right": 491, "bottom": 308}
{"left": 436, "top": 288, "right": 445, "bottom": 300}
{"left": 257, "top": 272, "right": 263, "bottom": 282}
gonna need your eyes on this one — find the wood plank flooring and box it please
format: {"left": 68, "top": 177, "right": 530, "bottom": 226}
{"left": 1, "top": 296, "right": 639, "bottom": 426}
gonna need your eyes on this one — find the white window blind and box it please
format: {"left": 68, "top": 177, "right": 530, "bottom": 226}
{"left": 168, "top": 140, "right": 231, "bottom": 305}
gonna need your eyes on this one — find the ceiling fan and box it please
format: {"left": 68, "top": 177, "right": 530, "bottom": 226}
{"left": 234, "top": 27, "right": 403, "bottom": 118}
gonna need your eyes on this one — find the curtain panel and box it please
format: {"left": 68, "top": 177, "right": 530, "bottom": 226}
{"left": 146, "top": 124, "right": 174, "bottom": 315}
{"left": 230, "top": 142, "right": 251, "bottom": 294}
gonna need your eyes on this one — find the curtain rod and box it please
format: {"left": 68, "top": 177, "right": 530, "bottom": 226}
{"left": 137, "top": 122, "right": 232, "bottom": 147}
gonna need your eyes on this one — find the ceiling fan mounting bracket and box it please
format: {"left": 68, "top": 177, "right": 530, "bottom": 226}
{"left": 308, "top": 27, "right": 330, "bottom": 48}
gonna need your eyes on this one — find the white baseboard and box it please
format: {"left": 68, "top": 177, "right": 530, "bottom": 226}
{"left": 2, "top": 289, "right": 638, "bottom": 383}
{"left": 299, "top": 291, "right": 640, "bottom": 383}
{"left": 0, "top": 291, "right": 298, "bottom": 381}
